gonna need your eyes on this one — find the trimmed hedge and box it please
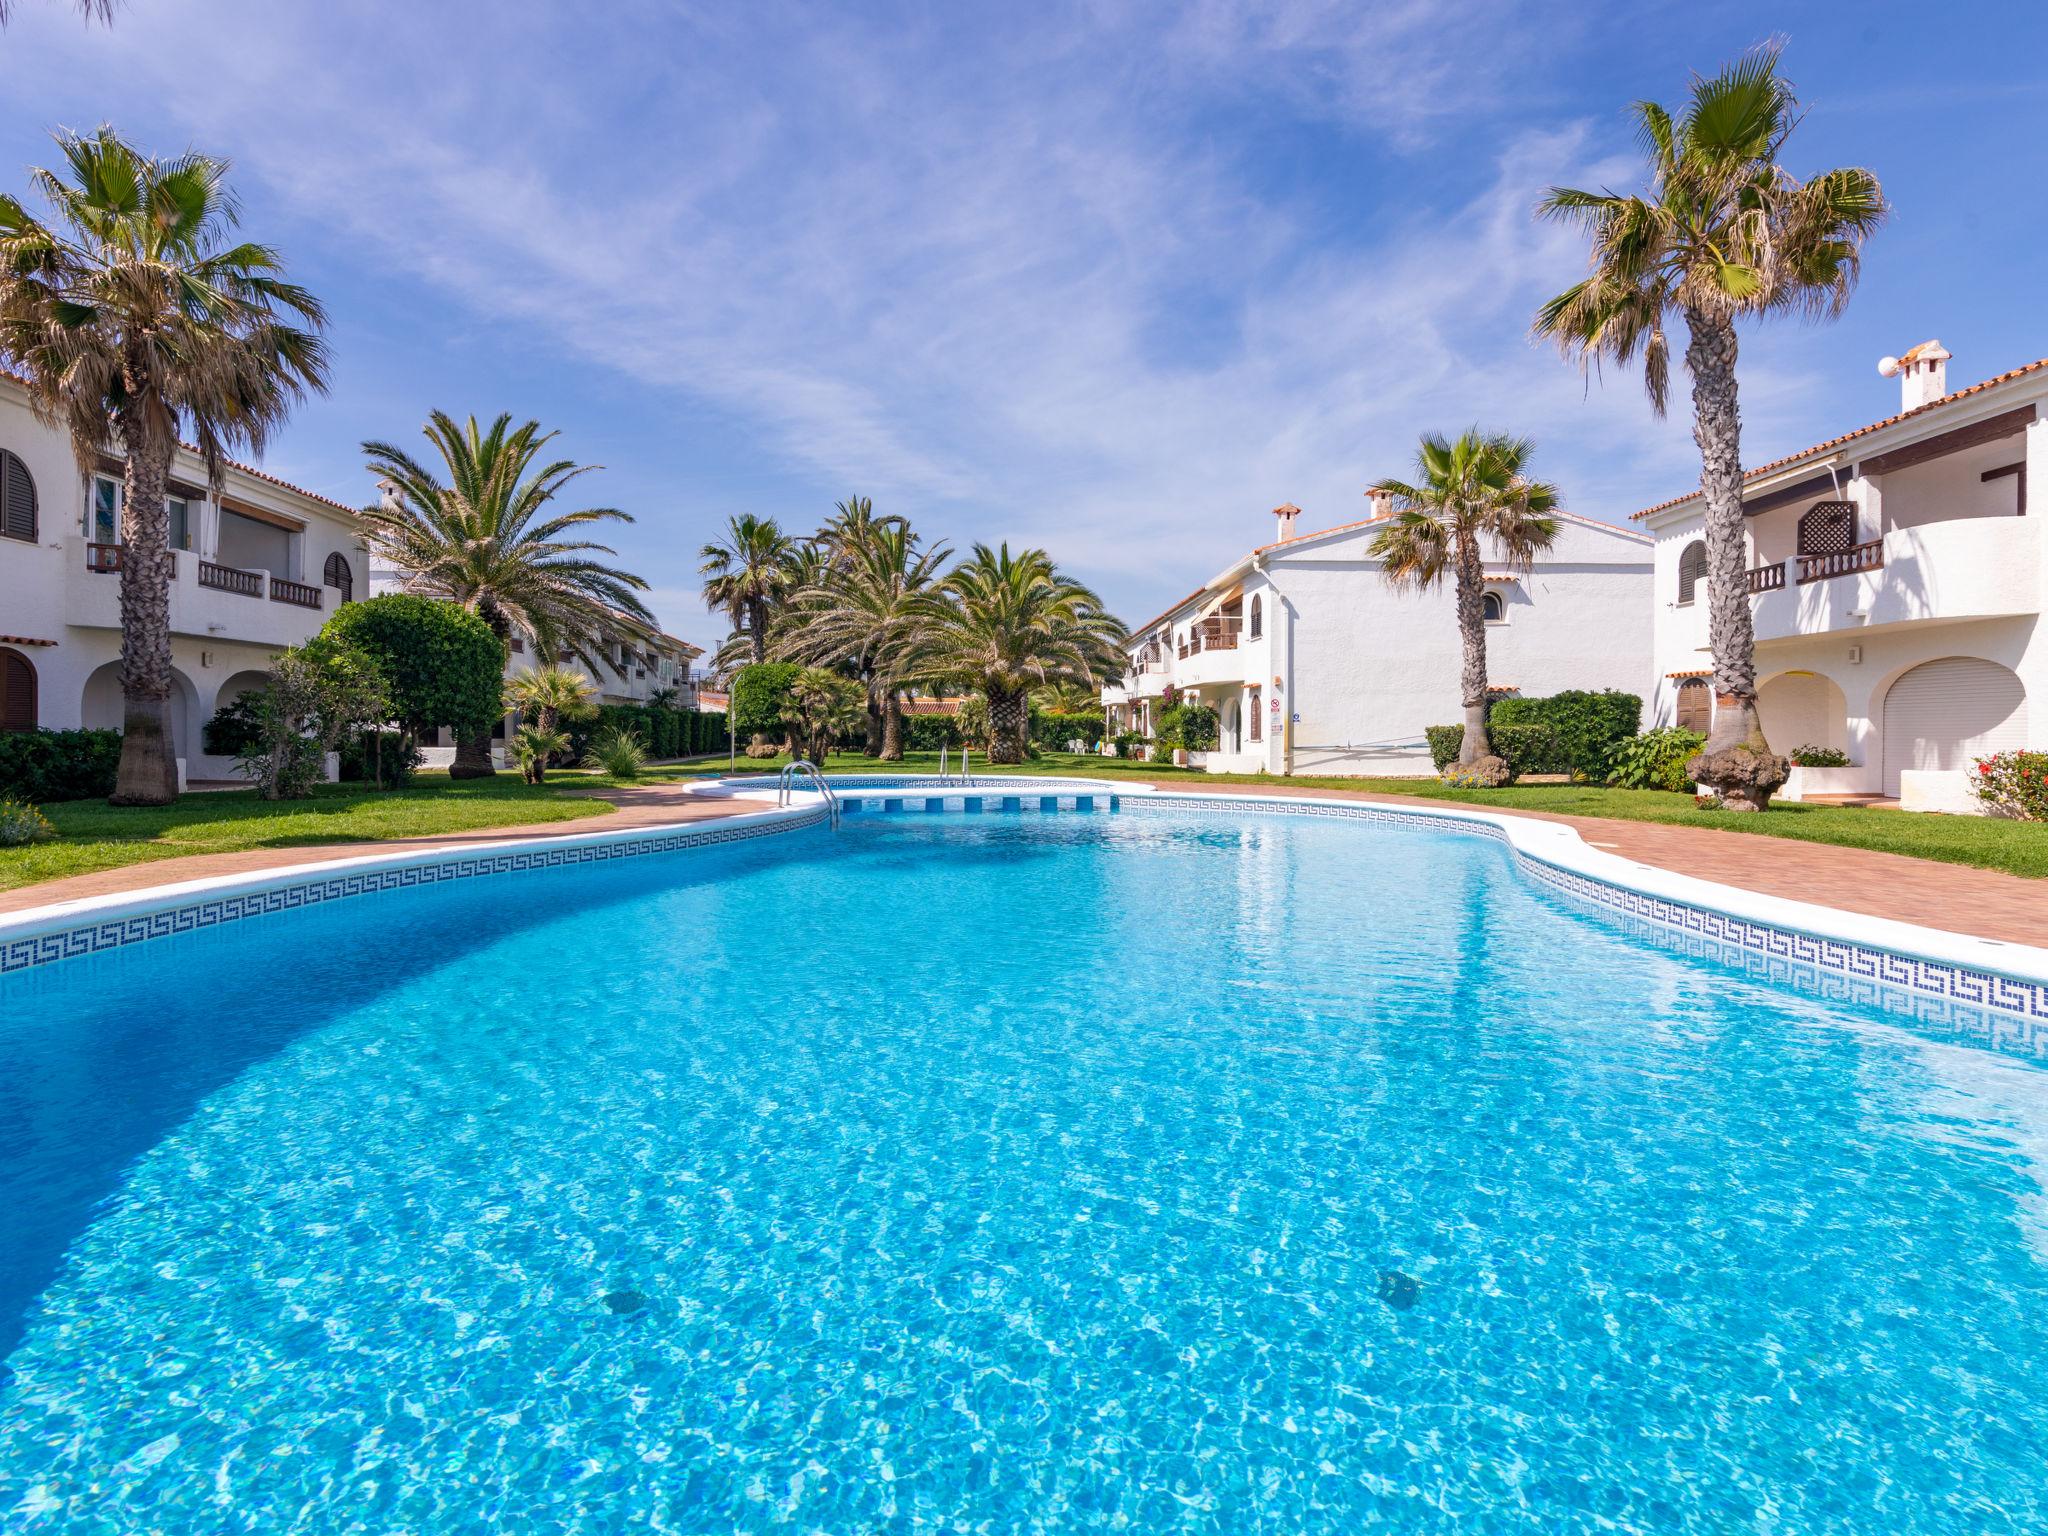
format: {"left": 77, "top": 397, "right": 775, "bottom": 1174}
{"left": 0, "top": 728, "right": 123, "bottom": 803}
{"left": 568, "top": 705, "right": 728, "bottom": 761}
{"left": 904, "top": 713, "right": 963, "bottom": 750}
{"left": 1030, "top": 710, "right": 1106, "bottom": 750}
{"left": 1490, "top": 689, "right": 1641, "bottom": 780}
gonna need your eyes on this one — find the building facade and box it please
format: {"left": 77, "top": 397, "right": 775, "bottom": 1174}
{"left": 0, "top": 374, "right": 368, "bottom": 783}
{"left": 1642, "top": 343, "right": 2046, "bottom": 810}
{"left": 1105, "top": 501, "right": 1654, "bottom": 775}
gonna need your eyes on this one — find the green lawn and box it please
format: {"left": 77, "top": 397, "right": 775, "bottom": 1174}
{"left": 1, "top": 776, "right": 615, "bottom": 894}
{"left": 657, "top": 749, "right": 2048, "bottom": 880}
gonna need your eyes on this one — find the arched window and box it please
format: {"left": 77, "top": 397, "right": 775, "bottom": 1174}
{"left": 0, "top": 647, "right": 37, "bottom": 732}
{"left": 1797, "top": 501, "right": 1857, "bottom": 556}
{"left": 1676, "top": 540, "right": 1708, "bottom": 605}
{"left": 1248, "top": 594, "right": 1262, "bottom": 640}
{"left": 1, "top": 449, "right": 36, "bottom": 542}
{"left": 1481, "top": 591, "right": 1505, "bottom": 623}
{"left": 323, "top": 551, "right": 354, "bottom": 603}
{"left": 1675, "top": 678, "right": 1711, "bottom": 733}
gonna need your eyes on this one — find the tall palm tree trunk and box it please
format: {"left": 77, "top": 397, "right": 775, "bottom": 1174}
{"left": 1683, "top": 307, "right": 1788, "bottom": 811}
{"left": 1452, "top": 532, "right": 1495, "bottom": 771}
{"left": 109, "top": 407, "right": 179, "bottom": 805}
{"left": 746, "top": 598, "right": 768, "bottom": 665}
{"left": 880, "top": 692, "right": 905, "bottom": 760}
{"left": 985, "top": 687, "right": 1027, "bottom": 764}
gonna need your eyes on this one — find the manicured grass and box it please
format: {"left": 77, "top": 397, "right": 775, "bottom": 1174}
{"left": 656, "top": 749, "right": 2048, "bottom": 880}
{"left": 1, "top": 776, "right": 615, "bottom": 893}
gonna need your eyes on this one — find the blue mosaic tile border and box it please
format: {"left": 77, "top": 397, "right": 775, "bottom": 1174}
{"left": 0, "top": 806, "right": 829, "bottom": 976}
{"left": 1123, "top": 793, "right": 2048, "bottom": 1028}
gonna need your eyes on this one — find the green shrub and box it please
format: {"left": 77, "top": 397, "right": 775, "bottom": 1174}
{"left": 0, "top": 729, "right": 123, "bottom": 803}
{"left": 1156, "top": 702, "right": 1219, "bottom": 753}
{"left": 903, "top": 713, "right": 963, "bottom": 751}
{"left": 1490, "top": 689, "right": 1640, "bottom": 780}
{"left": 1972, "top": 750, "right": 2048, "bottom": 821}
{"left": 0, "top": 797, "right": 56, "bottom": 846}
{"left": 731, "top": 662, "right": 801, "bottom": 742}
{"left": 337, "top": 729, "right": 423, "bottom": 787}
{"left": 1030, "top": 711, "right": 1107, "bottom": 750}
{"left": 201, "top": 692, "right": 265, "bottom": 757}
{"left": 584, "top": 725, "right": 649, "bottom": 778}
{"left": 1113, "top": 730, "right": 1146, "bottom": 760}
{"left": 320, "top": 594, "right": 502, "bottom": 739}
{"left": 234, "top": 642, "right": 391, "bottom": 801}
{"left": 1789, "top": 743, "right": 1850, "bottom": 767}
{"left": 1424, "top": 725, "right": 1464, "bottom": 771}
{"left": 1607, "top": 727, "right": 1707, "bottom": 792}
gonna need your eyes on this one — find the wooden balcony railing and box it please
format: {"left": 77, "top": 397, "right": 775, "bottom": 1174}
{"left": 269, "top": 576, "right": 323, "bottom": 610}
{"left": 85, "top": 542, "right": 122, "bottom": 573}
{"left": 1796, "top": 539, "right": 1884, "bottom": 585}
{"left": 1744, "top": 561, "right": 1786, "bottom": 594}
{"left": 198, "top": 560, "right": 263, "bottom": 597}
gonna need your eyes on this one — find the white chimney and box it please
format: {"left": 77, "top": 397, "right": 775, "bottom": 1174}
{"left": 1365, "top": 487, "right": 1395, "bottom": 520}
{"left": 1877, "top": 340, "right": 1950, "bottom": 412}
{"left": 1272, "top": 502, "right": 1301, "bottom": 541}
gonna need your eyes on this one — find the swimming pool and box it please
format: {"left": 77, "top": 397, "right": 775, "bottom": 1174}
{"left": 4, "top": 801, "right": 2048, "bottom": 1531}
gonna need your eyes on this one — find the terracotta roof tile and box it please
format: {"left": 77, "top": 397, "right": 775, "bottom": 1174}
{"left": 1631, "top": 356, "right": 2048, "bottom": 521}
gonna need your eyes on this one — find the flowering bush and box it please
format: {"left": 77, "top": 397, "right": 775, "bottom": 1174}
{"left": 1788, "top": 743, "right": 1850, "bottom": 767}
{"left": 0, "top": 798, "right": 56, "bottom": 847}
{"left": 1972, "top": 750, "right": 2048, "bottom": 821}
{"left": 1693, "top": 791, "right": 1723, "bottom": 810}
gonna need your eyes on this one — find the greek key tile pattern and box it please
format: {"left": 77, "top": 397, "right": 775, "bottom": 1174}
{"left": 1124, "top": 794, "right": 2048, "bottom": 1029}
{"left": 0, "top": 807, "right": 829, "bottom": 977}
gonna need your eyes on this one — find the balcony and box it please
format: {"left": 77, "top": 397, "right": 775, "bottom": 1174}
{"left": 1747, "top": 515, "right": 2040, "bottom": 645}
{"left": 198, "top": 560, "right": 263, "bottom": 598}
{"left": 67, "top": 537, "right": 336, "bottom": 648}
{"left": 269, "top": 576, "right": 324, "bottom": 610}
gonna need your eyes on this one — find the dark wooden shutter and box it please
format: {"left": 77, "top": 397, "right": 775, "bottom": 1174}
{"left": 0, "top": 649, "right": 36, "bottom": 732}
{"left": 323, "top": 551, "right": 354, "bottom": 603}
{"left": 1, "top": 450, "right": 36, "bottom": 542}
{"left": 1677, "top": 541, "right": 1707, "bottom": 604}
{"left": 1675, "top": 679, "right": 1710, "bottom": 733}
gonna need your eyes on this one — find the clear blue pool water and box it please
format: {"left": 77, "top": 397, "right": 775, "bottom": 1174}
{"left": 4, "top": 806, "right": 2048, "bottom": 1533}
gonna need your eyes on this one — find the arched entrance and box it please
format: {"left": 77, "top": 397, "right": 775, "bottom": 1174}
{"left": 82, "top": 661, "right": 202, "bottom": 759}
{"left": 1758, "top": 671, "right": 1849, "bottom": 758}
{"left": 1880, "top": 657, "right": 2027, "bottom": 796}
{"left": 1221, "top": 697, "right": 1240, "bottom": 753}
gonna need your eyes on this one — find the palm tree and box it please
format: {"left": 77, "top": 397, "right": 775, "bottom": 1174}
{"left": 1370, "top": 431, "right": 1561, "bottom": 785}
{"left": 1533, "top": 44, "right": 1885, "bottom": 809}
{"left": 781, "top": 520, "right": 950, "bottom": 758}
{"left": 0, "top": 129, "right": 328, "bottom": 803}
{"left": 504, "top": 663, "right": 596, "bottom": 781}
{"left": 816, "top": 494, "right": 903, "bottom": 569}
{"left": 0, "top": 0, "right": 116, "bottom": 25}
{"left": 785, "top": 667, "right": 866, "bottom": 765}
{"left": 699, "top": 514, "right": 792, "bottom": 668}
{"left": 360, "top": 412, "right": 654, "bottom": 777}
{"left": 911, "top": 543, "right": 1123, "bottom": 764}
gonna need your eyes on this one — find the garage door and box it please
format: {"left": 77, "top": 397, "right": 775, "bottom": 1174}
{"left": 1880, "top": 657, "right": 2028, "bottom": 796}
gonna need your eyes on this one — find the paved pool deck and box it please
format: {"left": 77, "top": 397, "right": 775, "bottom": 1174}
{"left": 3, "top": 778, "right": 2046, "bottom": 951}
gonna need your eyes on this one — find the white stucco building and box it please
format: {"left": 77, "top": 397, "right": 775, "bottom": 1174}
{"left": 1642, "top": 343, "right": 2046, "bottom": 811}
{"left": 1104, "top": 500, "right": 1654, "bottom": 775}
{"left": 0, "top": 373, "right": 369, "bottom": 781}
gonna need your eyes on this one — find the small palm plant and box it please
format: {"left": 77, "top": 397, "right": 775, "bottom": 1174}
{"left": 0, "top": 129, "right": 328, "bottom": 803}
{"left": 1534, "top": 44, "right": 1885, "bottom": 809}
{"left": 785, "top": 667, "right": 866, "bottom": 765}
{"left": 511, "top": 725, "right": 573, "bottom": 785}
{"left": 1369, "top": 431, "right": 1560, "bottom": 786}
{"left": 582, "top": 725, "right": 648, "bottom": 779}
{"left": 503, "top": 664, "right": 597, "bottom": 781}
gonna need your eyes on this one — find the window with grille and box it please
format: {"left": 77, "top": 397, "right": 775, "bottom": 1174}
{"left": 1676, "top": 541, "right": 1707, "bottom": 604}
{"left": 1248, "top": 595, "right": 1262, "bottom": 640}
{"left": 1675, "top": 679, "right": 1711, "bottom": 733}
{"left": 323, "top": 551, "right": 354, "bottom": 603}
{"left": 2, "top": 450, "right": 38, "bottom": 542}
{"left": 0, "top": 648, "right": 36, "bottom": 732}
{"left": 1248, "top": 687, "right": 1263, "bottom": 742}
{"left": 1797, "top": 501, "right": 1857, "bottom": 555}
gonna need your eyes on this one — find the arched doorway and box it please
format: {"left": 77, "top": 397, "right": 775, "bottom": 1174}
{"left": 82, "top": 661, "right": 202, "bottom": 759}
{"left": 1880, "top": 657, "right": 2027, "bottom": 796}
{"left": 1221, "top": 697, "right": 1240, "bottom": 753}
{"left": 1758, "top": 671, "right": 1849, "bottom": 758}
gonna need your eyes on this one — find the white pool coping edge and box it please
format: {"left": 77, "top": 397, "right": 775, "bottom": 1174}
{"left": 1, "top": 776, "right": 2044, "bottom": 1023}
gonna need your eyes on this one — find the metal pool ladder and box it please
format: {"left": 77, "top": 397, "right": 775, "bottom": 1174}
{"left": 936, "top": 747, "right": 973, "bottom": 788}
{"left": 776, "top": 759, "right": 841, "bottom": 827}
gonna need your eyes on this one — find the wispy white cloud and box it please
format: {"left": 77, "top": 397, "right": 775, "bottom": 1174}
{"left": 0, "top": 0, "right": 1813, "bottom": 635}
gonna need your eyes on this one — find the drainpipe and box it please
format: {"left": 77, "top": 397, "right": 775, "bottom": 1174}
{"left": 1253, "top": 552, "right": 1293, "bottom": 775}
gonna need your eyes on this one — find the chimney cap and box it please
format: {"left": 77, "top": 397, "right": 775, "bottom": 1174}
{"left": 1880, "top": 339, "right": 1950, "bottom": 377}
{"left": 1272, "top": 502, "right": 1300, "bottom": 516}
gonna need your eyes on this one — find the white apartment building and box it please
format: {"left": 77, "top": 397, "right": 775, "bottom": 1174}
{"left": 1642, "top": 342, "right": 2046, "bottom": 811}
{"left": 0, "top": 373, "right": 368, "bottom": 782}
{"left": 1105, "top": 500, "right": 1654, "bottom": 775}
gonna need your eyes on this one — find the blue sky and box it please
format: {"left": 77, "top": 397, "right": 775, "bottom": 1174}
{"left": 4, "top": 1, "right": 2046, "bottom": 648}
